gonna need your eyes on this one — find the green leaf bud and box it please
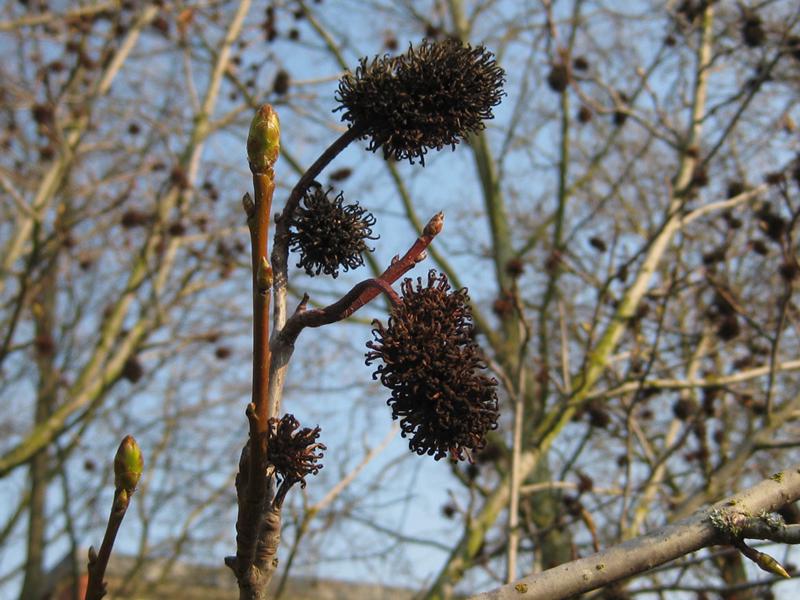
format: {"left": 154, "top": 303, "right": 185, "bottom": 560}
{"left": 247, "top": 104, "right": 280, "bottom": 174}
{"left": 114, "top": 435, "right": 144, "bottom": 493}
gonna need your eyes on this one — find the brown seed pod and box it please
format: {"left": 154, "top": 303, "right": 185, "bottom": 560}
{"left": 121, "top": 209, "right": 152, "bottom": 229}
{"left": 288, "top": 186, "right": 377, "bottom": 278}
{"left": 613, "top": 91, "right": 629, "bottom": 126}
{"left": 335, "top": 39, "right": 505, "bottom": 165}
{"left": 505, "top": 258, "right": 524, "bottom": 278}
{"left": 577, "top": 105, "right": 593, "bottom": 123}
{"left": 716, "top": 314, "right": 740, "bottom": 341}
{"left": 266, "top": 414, "right": 325, "bottom": 489}
{"left": 366, "top": 271, "right": 499, "bottom": 461}
{"left": 214, "top": 346, "right": 231, "bottom": 360}
{"left": 587, "top": 403, "right": 610, "bottom": 429}
{"left": 122, "top": 356, "right": 144, "bottom": 383}
{"left": 572, "top": 56, "right": 589, "bottom": 71}
{"left": 546, "top": 63, "right": 570, "bottom": 92}
{"left": 34, "top": 333, "right": 55, "bottom": 356}
{"left": 779, "top": 261, "right": 799, "bottom": 282}
{"left": 589, "top": 236, "right": 607, "bottom": 252}
{"left": 741, "top": 12, "right": 765, "bottom": 48}
{"left": 726, "top": 181, "right": 745, "bottom": 197}
{"left": 750, "top": 239, "right": 768, "bottom": 255}
{"left": 672, "top": 397, "right": 696, "bottom": 421}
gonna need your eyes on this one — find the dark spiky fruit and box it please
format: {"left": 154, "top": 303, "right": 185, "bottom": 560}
{"left": 505, "top": 258, "right": 524, "bottom": 278}
{"left": 786, "top": 36, "right": 800, "bottom": 61}
{"left": 121, "top": 356, "right": 144, "bottom": 383}
{"left": 335, "top": 39, "right": 505, "bottom": 165}
{"left": 589, "top": 236, "right": 607, "bottom": 252}
{"left": 716, "top": 314, "right": 740, "bottom": 341}
{"left": 288, "top": 186, "right": 377, "bottom": 277}
{"left": 742, "top": 12, "right": 765, "bottom": 48}
{"left": 573, "top": 56, "right": 589, "bottom": 71}
{"left": 613, "top": 91, "right": 629, "bottom": 126}
{"left": 726, "top": 181, "right": 745, "bottom": 198}
{"left": 121, "top": 209, "right": 152, "bottom": 229}
{"left": 266, "top": 414, "right": 325, "bottom": 488}
{"left": 546, "top": 63, "right": 570, "bottom": 92}
{"left": 272, "top": 69, "right": 290, "bottom": 96}
{"left": 366, "top": 271, "right": 499, "bottom": 461}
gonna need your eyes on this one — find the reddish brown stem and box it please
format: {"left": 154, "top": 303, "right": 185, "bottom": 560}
{"left": 279, "top": 212, "right": 444, "bottom": 345}
{"left": 85, "top": 490, "right": 130, "bottom": 600}
{"left": 251, "top": 172, "right": 275, "bottom": 428}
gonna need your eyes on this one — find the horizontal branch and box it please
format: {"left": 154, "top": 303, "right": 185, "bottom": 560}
{"left": 469, "top": 464, "right": 800, "bottom": 600}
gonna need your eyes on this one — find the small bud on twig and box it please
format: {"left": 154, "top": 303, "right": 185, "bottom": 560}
{"left": 257, "top": 257, "right": 273, "bottom": 292}
{"left": 247, "top": 105, "right": 280, "bottom": 174}
{"left": 113, "top": 435, "right": 143, "bottom": 494}
{"left": 242, "top": 193, "right": 255, "bottom": 219}
{"left": 423, "top": 212, "right": 444, "bottom": 237}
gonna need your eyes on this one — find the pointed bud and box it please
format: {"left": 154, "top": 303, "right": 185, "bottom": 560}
{"left": 257, "top": 257, "right": 273, "bottom": 292}
{"left": 247, "top": 105, "right": 280, "bottom": 174}
{"left": 114, "top": 435, "right": 143, "bottom": 494}
{"left": 242, "top": 193, "right": 255, "bottom": 219}
{"left": 423, "top": 212, "right": 444, "bottom": 237}
{"left": 88, "top": 546, "right": 98, "bottom": 564}
{"left": 755, "top": 550, "right": 790, "bottom": 578}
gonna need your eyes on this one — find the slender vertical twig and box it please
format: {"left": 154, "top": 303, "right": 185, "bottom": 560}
{"left": 85, "top": 436, "right": 143, "bottom": 600}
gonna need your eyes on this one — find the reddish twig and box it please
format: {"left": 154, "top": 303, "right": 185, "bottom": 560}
{"left": 85, "top": 436, "right": 142, "bottom": 600}
{"left": 279, "top": 211, "right": 444, "bottom": 345}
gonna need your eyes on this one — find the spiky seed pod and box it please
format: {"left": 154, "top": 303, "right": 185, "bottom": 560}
{"left": 214, "top": 346, "right": 231, "bottom": 360}
{"left": 34, "top": 333, "right": 55, "bottom": 356}
{"left": 121, "top": 209, "right": 152, "bottom": 229}
{"left": 272, "top": 69, "right": 290, "bottom": 96}
{"left": 288, "top": 186, "right": 377, "bottom": 277}
{"left": 335, "top": 39, "right": 505, "bottom": 165}
{"left": 716, "top": 314, "right": 740, "bottom": 341}
{"left": 765, "top": 171, "right": 786, "bottom": 186}
{"left": 366, "top": 271, "right": 499, "bottom": 461}
{"left": 742, "top": 12, "right": 765, "bottom": 48}
{"left": 31, "top": 103, "right": 53, "bottom": 125}
{"left": 727, "top": 181, "right": 745, "bottom": 197}
{"left": 505, "top": 258, "right": 524, "bottom": 278}
{"left": 786, "top": 36, "right": 800, "bottom": 61}
{"left": 577, "top": 105, "right": 593, "bottom": 123}
{"left": 546, "top": 63, "right": 570, "bottom": 92}
{"left": 613, "top": 91, "right": 629, "bottom": 126}
{"left": 779, "top": 261, "right": 799, "bottom": 282}
{"left": 576, "top": 472, "right": 594, "bottom": 494}
{"left": 573, "top": 56, "right": 589, "bottom": 71}
{"left": 121, "top": 356, "right": 144, "bottom": 383}
{"left": 750, "top": 239, "right": 768, "bottom": 255}
{"left": 792, "top": 155, "right": 800, "bottom": 187}
{"left": 266, "top": 414, "right": 326, "bottom": 488}
{"left": 587, "top": 403, "right": 610, "bottom": 429}
{"left": 672, "top": 398, "right": 696, "bottom": 421}
{"left": 589, "top": 236, "right": 607, "bottom": 252}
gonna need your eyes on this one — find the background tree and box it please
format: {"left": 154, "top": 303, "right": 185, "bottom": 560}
{"left": 2, "top": 1, "right": 800, "bottom": 599}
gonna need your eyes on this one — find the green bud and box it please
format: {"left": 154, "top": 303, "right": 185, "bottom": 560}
{"left": 257, "top": 256, "right": 273, "bottom": 292}
{"left": 247, "top": 105, "right": 280, "bottom": 174}
{"left": 114, "top": 435, "right": 143, "bottom": 493}
{"left": 755, "top": 550, "right": 790, "bottom": 578}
